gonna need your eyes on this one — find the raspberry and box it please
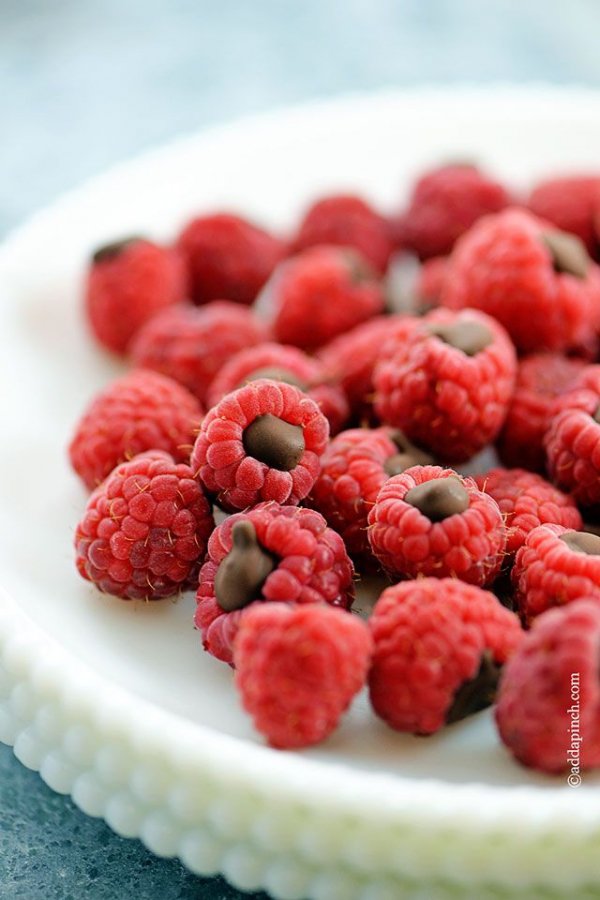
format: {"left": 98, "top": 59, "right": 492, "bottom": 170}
{"left": 368, "top": 578, "right": 522, "bottom": 734}
{"left": 317, "top": 315, "right": 419, "bottom": 420}
{"left": 85, "top": 238, "right": 186, "bottom": 354}
{"left": 475, "top": 468, "right": 582, "bottom": 557}
{"left": 69, "top": 369, "right": 202, "bottom": 490}
{"left": 495, "top": 599, "right": 600, "bottom": 773}
{"left": 195, "top": 503, "right": 355, "bottom": 663}
{"left": 545, "top": 364, "right": 600, "bottom": 507}
{"left": 234, "top": 604, "right": 371, "bottom": 748}
{"left": 309, "top": 427, "right": 432, "bottom": 565}
{"left": 207, "top": 342, "right": 349, "bottom": 435}
{"left": 528, "top": 175, "right": 600, "bottom": 257}
{"left": 442, "top": 208, "right": 600, "bottom": 352}
{"left": 267, "top": 246, "right": 384, "bottom": 351}
{"left": 130, "top": 301, "right": 267, "bottom": 404}
{"left": 512, "top": 524, "right": 600, "bottom": 624}
{"left": 415, "top": 255, "right": 449, "bottom": 311}
{"left": 374, "top": 308, "right": 516, "bottom": 462}
{"left": 398, "top": 163, "right": 510, "bottom": 259}
{"left": 496, "top": 353, "right": 586, "bottom": 473}
{"left": 75, "top": 451, "right": 214, "bottom": 600}
{"left": 191, "top": 379, "right": 329, "bottom": 511}
{"left": 177, "top": 213, "right": 286, "bottom": 305}
{"left": 292, "top": 194, "right": 394, "bottom": 273}
{"left": 368, "top": 465, "right": 506, "bottom": 586}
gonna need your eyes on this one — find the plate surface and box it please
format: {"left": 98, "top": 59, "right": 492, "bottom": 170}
{"left": 1, "top": 86, "right": 600, "bottom": 899}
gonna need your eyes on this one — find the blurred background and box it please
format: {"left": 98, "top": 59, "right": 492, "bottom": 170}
{"left": 2, "top": 0, "right": 600, "bottom": 897}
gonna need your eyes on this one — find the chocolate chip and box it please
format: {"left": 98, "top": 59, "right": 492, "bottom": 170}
{"left": 214, "top": 520, "right": 275, "bottom": 612}
{"left": 240, "top": 367, "right": 306, "bottom": 390}
{"left": 343, "top": 248, "right": 375, "bottom": 284}
{"left": 384, "top": 430, "right": 434, "bottom": 476}
{"left": 92, "top": 236, "right": 143, "bottom": 264}
{"left": 560, "top": 530, "right": 600, "bottom": 556}
{"left": 243, "top": 414, "right": 305, "bottom": 471}
{"left": 593, "top": 406, "right": 600, "bottom": 425}
{"left": 541, "top": 229, "right": 589, "bottom": 279}
{"left": 446, "top": 650, "right": 501, "bottom": 724}
{"left": 428, "top": 319, "right": 492, "bottom": 356}
{"left": 404, "top": 476, "right": 469, "bottom": 521}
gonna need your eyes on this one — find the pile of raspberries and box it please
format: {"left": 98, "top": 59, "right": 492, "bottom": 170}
{"left": 70, "top": 165, "right": 600, "bottom": 771}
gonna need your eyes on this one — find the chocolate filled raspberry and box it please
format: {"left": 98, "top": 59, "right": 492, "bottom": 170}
{"left": 191, "top": 379, "right": 329, "bottom": 511}
{"left": 368, "top": 465, "right": 506, "bottom": 586}
{"left": 195, "top": 502, "right": 355, "bottom": 663}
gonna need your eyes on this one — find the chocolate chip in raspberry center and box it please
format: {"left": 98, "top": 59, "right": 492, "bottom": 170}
{"left": 592, "top": 406, "right": 600, "bottom": 425}
{"left": 385, "top": 430, "right": 434, "bottom": 476}
{"left": 428, "top": 319, "right": 492, "bottom": 356}
{"left": 446, "top": 650, "right": 501, "bottom": 724}
{"left": 541, "top": 229, "right": 589, "bottom": 279}
{"left": 560, "top": 530, "right": 600, "bottom": 556}
{"left": 214, "top": 520, "right": 276, "bottom": 612}
{"left": 241, "top": 367, "right": 306, "bottom": 390}
{"left": 405, "top": 476, "right": 469, "bottom": 521}
{"left": 92, "top": 236, "right": 143, "bottom": 264}
{"left": 243, "top": 413, "right": 305, "bottom": 471}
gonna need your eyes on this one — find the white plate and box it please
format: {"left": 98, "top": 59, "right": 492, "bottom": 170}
{"left": 1, "top": 86, "right": 600, "bottom": 900}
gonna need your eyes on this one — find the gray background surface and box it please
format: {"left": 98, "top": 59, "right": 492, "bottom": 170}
{"left": 2, "top": 0, "right": 600, "bottom": 897}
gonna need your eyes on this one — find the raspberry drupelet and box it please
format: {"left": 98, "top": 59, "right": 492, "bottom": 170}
{"left": 545, "top": 364, "right": 600, "bottom": 507}
{"left": 309, "top": 427, "right": 432, "bottom": 565}
{"left": 234, "top": 603, "right": 372, "bottom": 749}
{"left": 191, "top": 379, "right": 329, "bottom": 511}
{"left": 397, "top": 163, "right": 511, "bottom": 259}
{"left": 527, "top": 174, "right": 600, "bottom": 257}
{"left": 75, "top": 451, "right": 214, "bottom": 601}
{"left": 373, "top": 308, "right": 516, "bottom": 463}
{"left": 267, "top": 245, "right": 385, "bottom": 351}
{"left": 441, "top": 208, "right": 600, "bottom": 353}
{"left": 367, "top": 465, "right": 506, "bottom": 586}
{"left": 368, "top": 578, "right": 523, "bottom": 734}
{"left": 475, "top": 468, "right": 582, "bottom": 557}
{"left": 206, "top": 342, "right": 349, "bottom": 435}
{"left": 195, "top": 503, "right": 355, "bottom": 663}
{"left": 496, "top": 599, "right": 600, "bottom": 773}
{"left": 69, "top": 369, "right": 202, "bottom": 490}
{"left": 292, "top": 194, "right": 394, "bottom": 273}
{"left": 85, "top": 237, "right": 187, "bottom": 355}
{"left": 176, "top": 212, "right": 286, "bottom": 305}
{"left": 512, "top": 524, "right": 600, "bottom": 625}
{"left": 317, "top": 315, "right": 419, "bottom": 421}
{"left": 130, "top": 301, "right": 268, "bottom": 405}
{"left": 496, "top": 352, "right": 586, "bottom": 473}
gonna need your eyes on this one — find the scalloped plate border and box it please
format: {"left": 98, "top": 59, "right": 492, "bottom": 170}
{"left": 2, "top": 86, "right": 600, "bottom": 899}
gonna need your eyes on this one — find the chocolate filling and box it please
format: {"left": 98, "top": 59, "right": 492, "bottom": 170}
{"left": 404, "top": 476, "right": 469, "bottom": 522}
{"left": 214, "top": 520, "right": 276, "bottom": 612}
{"left": 243, "top": 414, "right": 305, "bottom": 471}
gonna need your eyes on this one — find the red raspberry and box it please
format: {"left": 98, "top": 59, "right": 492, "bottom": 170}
{"left": 75, "top": 451, "right": 214, "bottom": 600}
{"left": 292, "top": 194, "right": 394, "bottom": 273}
{"left": 442, "top": 208, "right": 600, "bottom": 352}
{"left": 545, "top": 364, "right": 600, "bottom": 507}
{"left": 176, "top": 213, "right": 286, "bottom": 305}
{"left": 398, "top": 163, "right": 510, "bottom": 259}
{"left": 195, "top": 503, "right": 355, "bottom": 663}
{"left": 234, "top": 604, "right": 371, "bottom": 748}
{"left": 368, "top": 465, "right": 506, "bottom": 586}
{"left": 369, "top": 578, "right": 522, "bottom": 734}
{"left": 191, "top": 379, "right": 328, "bottom": 511}
{"left": 496, "top": 599, "right": 600, "bottom": 773}
{"left": 528, "top": 175, "right": 600, "bottom": 257}
{"left": 207, "top": 342, "right": 349, "bottom": 435}
{"left": 309, "top": 427, "right": 432, "bottom": 565}
{"left": 512, "top": 524, "right": 600, "bottom": 625}
{"left": 317, "top": 315, "right": 419, "bottom": 420}
{"left": 415, "top": 255, "right": 449, "bottom": 311}
{"left": 373, "top": 308, "right": 516, "bottom": 462}
{"left": 267, "top": 246, "right": 384, "bottom": 351}
{"left": 497, "top": 353, "right": 586, "bottom": 473}
{"left": 130, "top": 301, "right": 267, "bottom": 405}
{"left": 69, "top": 369, "right": 202, "bottom": 490}
{"left": 85, "top": 238, "right": 186, "bottom": 354}
{"left": 475, "top": 468, "right": 582, "bottom": 557}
